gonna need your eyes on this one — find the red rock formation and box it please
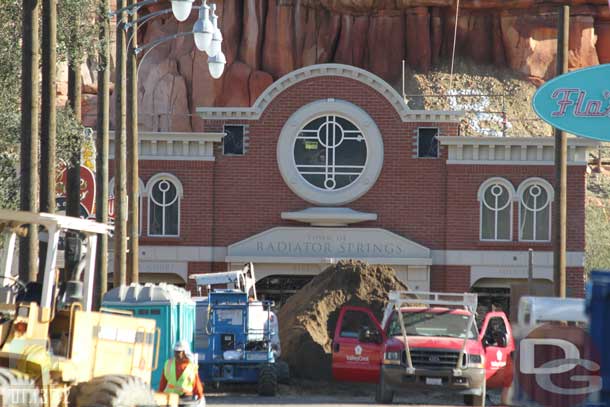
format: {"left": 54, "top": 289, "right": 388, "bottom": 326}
{"left": 249, "top": 70, "right": 274, "bottom": 105}
{"left": 216, "top": 61, "right": 252, "bottom": 107}
{"left": 78, "top": 1, "right": 610, "bottom": 132}
{"left": 406, "top": 8, "right": 431, "bottom": 72}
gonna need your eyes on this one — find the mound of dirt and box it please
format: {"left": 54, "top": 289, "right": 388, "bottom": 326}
{"left": 277, "top": 260, "right": 407, "bottom": 380}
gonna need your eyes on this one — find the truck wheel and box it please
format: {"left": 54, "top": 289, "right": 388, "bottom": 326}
{"left": 374, "top": 373, "right": 394, "bottom": 404}
{"left": 464, "top": 384, "right": 486, "bottom": 407}
{"left": 0, "top": 368, "right": 41, "bottom": 407}
{"left": 70, "top": 374, "right": 156, "bottom": 407}
{"left": 257, "top": 364, "right": 278, "bottom": 396}
{"left": 275, "top": 360, "right": 290, "bottom": 384}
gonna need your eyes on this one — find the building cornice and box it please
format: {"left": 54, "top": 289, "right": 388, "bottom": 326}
{"left": 196, "top": 64, "right": 464, "bottom": 123}
{"left": 109, "top": 131, "right": 225, "bottom": 161}
{"left": 281, "top": 207, "right": 378, "bottom": 226}
{"left": 438, "top": 136, "right": 599, "bottom": 166}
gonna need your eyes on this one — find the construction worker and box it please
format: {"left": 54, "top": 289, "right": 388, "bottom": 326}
{"left": 159, "top": 341, "right": 205, "bottom": 405}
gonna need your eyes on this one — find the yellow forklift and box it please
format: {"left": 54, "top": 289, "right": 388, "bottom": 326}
{"left": 0, "top": 210, "right": 175, "bottom": 406}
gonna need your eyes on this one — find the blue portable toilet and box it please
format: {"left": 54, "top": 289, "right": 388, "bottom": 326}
{"left": 587, "top": 270, "right": 610, "bottom": 406}
{"left": 102, "top": 283, "right": 196, "bottom": 388}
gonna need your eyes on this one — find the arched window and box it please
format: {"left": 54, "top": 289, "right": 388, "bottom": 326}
{"left": 478, "top": 178, "right": 515, "bottom": 241}
{"left": 518, "top": 178, "right": 553, "bottom": 242}
{"left": 146, "top": 173, "right": 183, "bottom": 237}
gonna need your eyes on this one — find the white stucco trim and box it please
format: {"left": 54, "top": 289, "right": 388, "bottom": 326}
{"left": 277, "top": 99, "right": 384, "bottom": 205}
{"left": 197, "top": 64, "right": 463, "bottom": 123}
{"left": 281, "top": 207, "right": 378, "bottom": 226}
{"left": 109, "top": 131, "right": 225, "bottom": 161}
{"left": 109, "top": 177, "right": 147, "bottom": 197}
{"left": 145, "top": 172, "right": 184, "bottom": 198}
{"left": 470, "top": 266, "right": 554, "bottom": 286}
{"left": 431, "top": 250, "right": 584, "bottom": 268}
{"left": 516, "top": 177, "right": 555, "bottom": 202}
{"left": 477, "top": 177, "right": 516, "bottom": 202}
{"left": 137, "top": 246, "right": 228, "bottom": 262}
{"left": 439, "top": 136, "right": 598, "bottom": 166}
{"left": 224, "top": 255, "right": 432, "bottom": 266}
{"left": 131, "top": 246, "right": 584, "bottom": 270}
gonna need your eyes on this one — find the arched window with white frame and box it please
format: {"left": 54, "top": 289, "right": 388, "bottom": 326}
{"left": 518, "top": 178, "right": 553, "bottom": 242}
{"left": 146, "top": 173, "right": 183, "bottom": 237}
{"left": 478, "top": 178, "right": 515, "bottom": 241}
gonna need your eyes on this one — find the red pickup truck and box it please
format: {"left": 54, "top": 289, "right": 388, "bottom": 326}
{"left": 331, "top": 291, "right": 514, "bottom": 406}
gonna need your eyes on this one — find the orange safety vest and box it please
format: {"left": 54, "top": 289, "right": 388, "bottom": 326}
{"left": 163, "top": 358, "right": 197, "bottom": 395}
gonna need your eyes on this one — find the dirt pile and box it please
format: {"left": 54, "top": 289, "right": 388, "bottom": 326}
{"left": 277, "top": 260, "right": 407, "bottom": 380}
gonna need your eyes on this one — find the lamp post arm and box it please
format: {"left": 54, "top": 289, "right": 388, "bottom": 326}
{"left": 109, "top": 0, "right": 159, "bottom": 17}
{"left": 134, "top": 31, "right": 193, "bottom": 78}
{"left": 126, "top": 6, "right": 201, "bottom": 48}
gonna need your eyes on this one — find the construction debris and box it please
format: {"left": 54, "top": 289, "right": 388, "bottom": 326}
{"left": 277, "top": 260, "right": 407, "bottom": 380}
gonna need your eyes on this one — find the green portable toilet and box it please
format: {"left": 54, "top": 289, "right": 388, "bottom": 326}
{"left": 102, "top": 283, "right": 196, "bottom": 388}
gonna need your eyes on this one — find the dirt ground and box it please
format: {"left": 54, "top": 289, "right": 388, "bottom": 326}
{"left": 206, "top": 381, "right": 504, "bottom": 406}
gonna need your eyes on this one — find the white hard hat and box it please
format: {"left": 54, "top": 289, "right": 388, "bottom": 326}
{"left": 174, "top": 340, "right": 190, "bottom": 353}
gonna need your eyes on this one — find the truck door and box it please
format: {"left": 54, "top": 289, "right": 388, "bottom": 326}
{"left": 479, "top": 312, "right": 515, "bottom": 389}
{"left": 331, "top": 306, "right": 384, "bottom": 383}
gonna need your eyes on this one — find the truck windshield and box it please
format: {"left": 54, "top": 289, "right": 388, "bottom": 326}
{"left": 387, "top": 311, "right": 477, "bottom": 339}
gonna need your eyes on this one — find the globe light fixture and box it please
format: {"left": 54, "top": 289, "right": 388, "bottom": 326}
{"left": 193, "top": 1, "right": 214, "bottom": 53}
{"left": 171, "top": 0, "right": 194, "bottom": 22}
{"left": 208, "top": 50, "right": 226, "bottom": 79}
{"left": 208, "top": 4, "right": 223, "bottom": 58}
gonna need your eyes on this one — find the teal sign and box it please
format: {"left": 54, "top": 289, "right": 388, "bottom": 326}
{"left": 532, "top": 64, "right": 610, "bottom": 141}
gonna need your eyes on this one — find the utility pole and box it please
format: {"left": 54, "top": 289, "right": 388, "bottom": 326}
{"left": 553, "top": 5, "right": 569, "bottom": 298}
{"left": 114, "top": 0, "right": 128, "bottom": 288}
{"left": 67, "top": 55, "right": 83, "bottom": 219}
{"left": 40, "top": 0, "right": 57, "bottom": 280}
{"left": 95, "top": 0, "right": 111, "bottom": 306}
{"left": 20, "top": 0, "right": 40, "bottom": 283}
{"left": 65, "top": 45, "right": 83, "bottom": 281}
{"left": 126, "top": 0, "right": 139, "bottom": 285}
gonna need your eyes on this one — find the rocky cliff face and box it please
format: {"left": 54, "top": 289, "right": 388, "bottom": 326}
{"left": 80, "top": 1, "right": 610, "bottom": 132}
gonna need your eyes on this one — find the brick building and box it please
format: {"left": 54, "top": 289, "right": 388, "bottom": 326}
{"left": 110, "top": 64, "right": 595, "bottom": 316}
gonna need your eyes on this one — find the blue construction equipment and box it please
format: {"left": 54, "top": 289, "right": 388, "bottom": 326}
{"left": 587, "top": 270, "right": 610, "bottom": 406}
{"left": 191, "top": 263, "right": 287, "bottom": 396}
{"left": 102, "top": 283, "right": 196, "bottom": 389}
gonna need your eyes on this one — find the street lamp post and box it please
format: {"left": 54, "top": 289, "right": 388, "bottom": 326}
{"left": 126, "top": 0, "right": 139, "bottom": 284}
{"left": 103, "top": 0, "right": 225, "bottom": 290}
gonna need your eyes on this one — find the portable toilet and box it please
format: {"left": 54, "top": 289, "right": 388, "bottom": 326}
{"left": 102, "top": 283, "right": 196, "bottom": 388}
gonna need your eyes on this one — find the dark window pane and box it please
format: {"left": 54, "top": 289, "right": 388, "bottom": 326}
{"left": 223, "top": 125, "right": 244, "bottom": 155}
{"left": 339, "top": 311, "right": 377, "bottom": 338}
{"left": 164, "top": 201, "right": 179, "bottom": 236}
{"left": 294, "top": 115, "right": 367, "bottom": 191}
{"left": 497, "top": 207, "right": 511, "bottom": 240}
{"left": 520, "top": 205, "right": 534, "bottom": 241}
{"left": 481, "top": 206, "right": 495, "bottom": 240}
{"left": 536, "top": 205, "right": 550, "bottom": 240}
{"left": 149, "top": 200, "right": 163, "bottom": 235}
{"left": 418, "top": 128, "right": 439, "bottom": 158}
{"left": 303, "top": 117, "right": 325, "bottom": 131}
